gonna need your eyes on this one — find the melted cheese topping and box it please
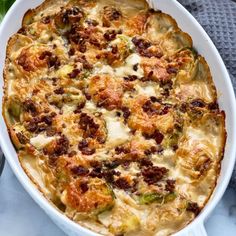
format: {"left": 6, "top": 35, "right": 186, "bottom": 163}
{"left": 105, "top": 114, "right": 131, "bottom": 147}
{"left": 3, "top": 0, "right": 226, "bottom": 236}
{"left": 115, "top": 53, "right": 144, "bottom": 78}
{"left": 30, "top": 134, "right": 55, "bottom": 149}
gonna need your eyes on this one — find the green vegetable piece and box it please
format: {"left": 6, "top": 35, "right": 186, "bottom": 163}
{"left": 164, "top": 193, "right": 177, "bottom": 203}
{"left": 139, "top": 193, "right": 163, "bottom": 205}
{"left": 7, "top": 96, "right": 22, "bottom": 121}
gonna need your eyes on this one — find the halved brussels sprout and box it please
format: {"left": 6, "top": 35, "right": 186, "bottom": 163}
{"left": 9, "top": 124, "right": 30, "bottom": 150}
{"left": 160, "top": 30, "right": 193, "bottom": 55}
{"left": 139, "top": 193, "right": 163, "bottom": 204}
{"left": 163, "top": 131, "right": 181, "bottom": 150}
{"left": 138, "top": 192, "right": 177, "bottom": 205}
{"left": 98, "top": 201, "right": 140, "bottom": 235}
{"left": 6, "top": 95, "right": 22, "bottom": 123}
{"left": 146, "top": 12, "right": 178, "bottom": 42}
{"left": 164, "top": 192, "right": 177, "bottom": 203}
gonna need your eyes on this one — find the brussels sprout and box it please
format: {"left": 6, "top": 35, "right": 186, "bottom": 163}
{"left": 138, "top": 192, "right": 177, "bottom": 205}
{"left": 163, "top": 130, "right": 181, "bottom": 150}
{"left": 99, "top": 202, "right": 140, "bottom": 235}
{"left": 9, "top": 124, "right": 30, "bottom": 150}
{"left": 64, "top": 177, "right": 115, "bottom": 216}
{"left": 139, "top": 193, "right": 163, "bottom": 205}
{"left": 7, "top": 96, "right": 22, "bottom": 122}
{"left": 117, "top": 35, "right": 133, "bottom": 50}
{"left": 109, "top": 213, "right": 140, "bottom": 235}
{"left": 161, "top": 30, "right": 192, "bottom": 55}
{"left": 164, "top": 192, "right": 177, "bottom": 203}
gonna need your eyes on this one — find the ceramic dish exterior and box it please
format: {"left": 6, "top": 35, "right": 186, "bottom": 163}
{"left": 0, "top": 0, "right": 235, "bottom": 236}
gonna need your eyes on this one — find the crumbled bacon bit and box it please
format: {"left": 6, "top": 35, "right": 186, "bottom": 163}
{"left": 187, "top": 202, "right": 201, "bottom": 216}
{"left": 61, "top": 7, "right": 84, "bottom": 24}
{"left": 111, "top": 45, "right": 118, "bottom": 54}
{"left": 142, "top": 100, "right": 155, "bottom": 114}
{"left": 25, "top": 120, "right": 38, "bottom": 132}
{"left": 79, "top": 44, "right": 87, "bottom": 53}
{"left": 32, "top": 89, "right": 40, "bottom": 95}
{"left": 17, "top": 27, "right": 26, "bottom": 35}
{"left": 153, "top": 130, "right": 164, "bottom": 144}
{"left": 89, "top": 38, "right": 101, "bottom": 48}
{"left": 71, "top": 165, "right": 89, "bottom": 176}
{"left": 114, "top": 177, "right": 131, "bottom": 190}
{"left": 208, "top": 102, "right": 219, "bottom": 110}
{"left": 198, "top": 158, "right": 212, "bottom": 174}
{"left": 115, "top": 146, "right": 129, "bottom": 154}
{"left": 39, "top": 51, "right": 52, "bottom": 60}
{"left": 180, "top": 103, "right": 188, "bottom": 113}
{"left": 121, "top": 107, "right": 131, "bottom": 121}
{"left": 68, "top": 68, "right": 81, "bottom": 78}
{"left": 85, "top": 19, "right": 99, "bottom": 26}
{"left": 84, "top": 91, "right": 91, "bottom": 100}
{"left": 132, "top": 37, "right": 151, "bottom": 50}
{"left": 144, "top": 146, "right": 157, "bottom": 156}
{"left": 122, "top": 161, "right": 131, "bottom": 169}
{"left": 68, "top": 150, "right": 77, "bottom": 157}
{"left": 104, "top": 30, "right": 117, "bottom": 41}
{"left": 41, "top": 115, "right": 53, "bottom": 125}
{"left": 17, "top": 54, "right": 32, "bottom": 71}
{"left": 54, "top": 87, "right": 64, "bottom": 94}
{"left": 102, "top": 169, "right": 115, "bottom": 183}
{"left": 140, "top": 50, "right": 163, "bottom": 58}
{"left": 89, "top": 160, "right": 102, "bottom": 168}
{"left": 68, "top": 48, "right": 75, "bottom": 56}
{"left": 23, "top": 99, "right": 37, "bottom": 114}
{"left": 141, "top": 166, "right": 168, "bottom": 185}
{"left": 81, "top": 147, "right": 96, "bottom": 155}
{"left": 78, "top": 139, "right": 89, "bottom": 150}
{"left": 104, "top": 160, "right": 121, "bottom": 169}
{"left": 55, "top": 135, "right": 69, "bottom": 156}
{"left": 41, "top": 16, "right": 51, "bottom": 24}
{"left": 89, "top": 167, "right": 103, "bottom": 178}
{"left": 124, "top": 75, "right": 138, "bottom": 81}
{"left": 150, "top": 97, "right": 160, "bottom": 104}
{"left": 159, "top": 106, "right": 170, "bottom": 115}
{"left": 75, "top": 55, "right": 92, "bottom": 70}
{"left": 133, "top": 63, "right": 139, "bottom": 71}
{"left": 139, "top": 158, "right": 153, "bottom": 167}
{"left": 79, "top": 113, "right": 99, "bottom": 138}
{"left": 165, "top": 179, "right": 176, "bottom": 192}
{"left": 16, "top": 132, "right": 28, "bottom": 144}
{"left": 167, "top": 67, "right": 178, "bottom": 74}
{"left": 74, "top": 101, "right": 86, "bottom": 114}
{"left": 80, "top": 181, "right": 89, "bottom": 193}
{"left": 48, "top": 55, "right": 61, "bottom": 69}
{"left": 103, "top": 6, "right": 122, "bottom": 27}
{"left": 191, "top": 99, "right": 206, "bottom": 108}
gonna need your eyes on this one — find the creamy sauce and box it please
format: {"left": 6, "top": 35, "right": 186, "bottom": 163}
{"left": 30, "top": 134, "right": 55, "bottom": 149}
{"left": 105, "top": 114, "right": 130, "bottom": 147}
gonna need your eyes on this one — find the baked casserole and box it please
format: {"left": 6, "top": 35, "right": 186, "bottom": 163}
{"left": 3, "top": 0, "right": 226, "bottom": 235}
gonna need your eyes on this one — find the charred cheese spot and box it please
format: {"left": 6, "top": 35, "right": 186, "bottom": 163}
{"left": 89, "top": 75, "right": 123, "bottom": 110}
{"left": 62, "top": 177, "right": 114, "bottom": 214}
{"left": 141, "top": 57, "right": 170, "bottom": 83}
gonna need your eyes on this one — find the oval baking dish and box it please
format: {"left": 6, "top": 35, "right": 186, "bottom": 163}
{"left": 0, "top": 0, "right": 236, "bottom": 235}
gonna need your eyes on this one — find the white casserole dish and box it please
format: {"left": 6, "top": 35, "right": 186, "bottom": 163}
{"left": 0, "top": 0, "right": 236, "bottom": 235}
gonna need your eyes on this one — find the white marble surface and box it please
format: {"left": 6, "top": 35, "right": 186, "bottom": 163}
{"left": 0, "top": 162, "right": 236, "bottom": 236}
